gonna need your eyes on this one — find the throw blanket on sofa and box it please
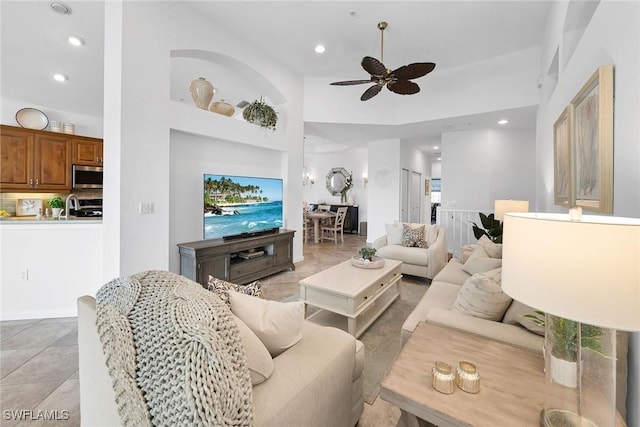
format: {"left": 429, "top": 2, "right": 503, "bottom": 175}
{"left": 95, "top": 270, "right": 254, "bottom": 426}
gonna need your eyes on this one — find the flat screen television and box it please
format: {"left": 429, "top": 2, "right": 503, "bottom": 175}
{"left": 203, "top": 174, "right": 283, "bottom": 240}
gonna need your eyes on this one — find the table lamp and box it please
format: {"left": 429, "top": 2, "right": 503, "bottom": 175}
{"left": 502, "top": 212, "right": 640, "bottom": 427}
{"left": 494, "top": 199, "right": 529, "bottom": 221}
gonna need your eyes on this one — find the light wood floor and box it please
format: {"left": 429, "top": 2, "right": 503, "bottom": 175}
{"left": 0, "top": 233, "right": 403, "bottom": 426}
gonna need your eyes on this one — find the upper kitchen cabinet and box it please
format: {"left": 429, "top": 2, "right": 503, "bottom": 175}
{"left": 72, "top": 136, "right": 103, "bottom": 166}
{"left": 0, "top": 125, "right": 72, "bottom": 191}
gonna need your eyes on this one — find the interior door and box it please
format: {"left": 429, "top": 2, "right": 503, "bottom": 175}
{"left": 400, "top": 168, "right": 409, "bottom": 222}
{"left": 410, "top": 171, "right": 421, "bottom": 223}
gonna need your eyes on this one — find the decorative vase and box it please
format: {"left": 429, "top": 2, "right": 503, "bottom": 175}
{"left": 209, "top": 99, "right": 235, "bottom": 117}
{"left": 341, "top": 191, "right": 347, "bottom": 204}
{"left": 548, "top": 354, "right": 577, "bottom": 388}
{"left": 189, "top": 77, "right": 215, "bottom": 109}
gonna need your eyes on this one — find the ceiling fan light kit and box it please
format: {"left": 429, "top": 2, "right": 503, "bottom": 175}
{"left": 330, "top": 21, "right": 436, "bottom": 101}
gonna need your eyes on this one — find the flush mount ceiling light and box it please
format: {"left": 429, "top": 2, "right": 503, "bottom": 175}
{"left": 53, "top": 73, "right": 68, "bottom": 82}
{"left": 67, "top": 35, "right": 85, "bottom": 47}
{"left": 498, "top": 119, "right": 509, "bottom": 125}
{"left": 433, "top": 145, "right": 440, "bottom": 150}
{"left": 315, "top": 44, "right": 326, "bottom": 54}
{"left": 50, "top": 1, "right": 71, "bottom": 14}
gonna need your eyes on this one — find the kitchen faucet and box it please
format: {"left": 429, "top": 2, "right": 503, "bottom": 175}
{"left": 61, "top": 194, "right": 79, "bottom": 220}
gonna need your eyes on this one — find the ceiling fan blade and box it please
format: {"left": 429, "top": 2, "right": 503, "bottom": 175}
{"left": 330, "top": 79, "right": 373, "bottom": 86}
{"left": 392, "top": 62, "right": 436, "bottom": 80}
{"left": 361, "top": 56, "right": 388, "bottom": 78}
{"left": 387, "top": 80, "right": 420, "bottom": 95}
{"left": 360, "top": 84, "right": 383, "bottom": 101}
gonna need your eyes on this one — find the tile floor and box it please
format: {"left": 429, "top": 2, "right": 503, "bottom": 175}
{"left": 1, "top": 233, "right": 411, "bottom": 426}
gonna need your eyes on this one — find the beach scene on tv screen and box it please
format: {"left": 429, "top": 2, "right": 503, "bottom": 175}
{"left": 204, "top": 174, "right": 283, "bottom": 239}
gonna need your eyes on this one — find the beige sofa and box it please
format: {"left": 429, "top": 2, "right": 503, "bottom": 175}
{"left": 400, "top": 257, "right": 544, "bottom": 349}
{"left": 372, "top": 223, "right": 447, "bottom": 280}
{"left": 78, "top": 295, "right": 364, "bottom": 426}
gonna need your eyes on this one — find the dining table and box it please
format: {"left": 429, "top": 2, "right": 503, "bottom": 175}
{"left": 305, "top": 211, "right": 336, "bottom": 244}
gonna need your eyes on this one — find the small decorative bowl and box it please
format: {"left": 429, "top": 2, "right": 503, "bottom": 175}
{"left": 455, "top": 361, "right": 480, "bottom": 393}
{"left": 350, "top": 255, "right": 385, "bottom": 269}
{"left": 431, "top": 361, "right": 456, "bottom": 394}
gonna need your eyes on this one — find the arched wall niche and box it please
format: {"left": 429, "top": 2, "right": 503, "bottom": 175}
{"left": 170, "top": 49, "right": 287, "bottom": 120}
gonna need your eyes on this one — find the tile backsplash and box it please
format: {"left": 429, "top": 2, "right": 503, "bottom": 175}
{"left": 0, "top": 190, "right": 102, "bottom": 216}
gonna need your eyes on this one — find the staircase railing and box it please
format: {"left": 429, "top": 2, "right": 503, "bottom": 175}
{"left": 436, "top": 208, "right": 484, "bottom": 259}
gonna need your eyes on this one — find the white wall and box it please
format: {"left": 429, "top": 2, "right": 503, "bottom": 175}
{"left": 103, "top": 2, "right": 305, "bottom": 278}
{"left": 305, "top": 47, "right": 541, "bottom": 126}
{"left": 303, "top": 148, "right": 369, "bottom": 222}
{"left": 169, "top": 131, "right": 288, "bottom": 270}
{"left": 441, "top": 128, "right": 536, "bottom": 212}
{"left": 367, "top": 139, "right": 401, "bottom": 242}
{"left": 0, "top": 223, "right": 103, "bottom": 320}
{"left": 1, "top": 99, "right": 103, "bottom": 138}
{"left": 536, "top": 2, "right": 640, "bottom": 424}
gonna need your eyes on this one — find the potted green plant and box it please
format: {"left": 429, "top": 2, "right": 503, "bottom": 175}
{"left": 359, "top": 247, "right": 377, "bottom": 261}
{"left": 242, "top": 97, "right": 278, "bottom": 130}
{"left": 470, "top": 212, "right": 503, "bottom": 243}
{"left": 524, "top": 310, "right": 603, "bottom": 387}
{"left": 48, "top": 196, "right": 64, "bottom": 218}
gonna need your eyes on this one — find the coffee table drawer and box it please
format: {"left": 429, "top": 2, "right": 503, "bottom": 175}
{"left": 354, "top": 267, "right": 401, "bottom": 311}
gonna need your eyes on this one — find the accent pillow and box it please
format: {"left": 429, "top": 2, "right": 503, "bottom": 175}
{"left": 426, "top": 224, "right": 439, "bottom": 248}
{"left": 229, "top": 290, "right": 304, "bottom": 357}
{"left": 451, "top": 268, "right": 512, "bottom": 321}
{"left": 207, "top": 276, "right": 263, "bottom": 305}
{"left": 385, "top": 223, "right": 403, "bottom": 245}
{"left": 478, "top": 235, "right": 502, "bottom": 259}
{"left": 462, "top": 246, "right": 503, "bottom": 275}
{"left": 401, "top": 223, "right": 427, "bottom": 248}
{"left": 502, "top": 301, "right": 545, "bottom": 336}
{"left": 231, "top": 313, "right": 274, "bottom": 385}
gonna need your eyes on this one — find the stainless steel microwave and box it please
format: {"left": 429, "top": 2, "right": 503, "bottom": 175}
{"left": 72, "top": 165, "right": 103, "bottom": 189}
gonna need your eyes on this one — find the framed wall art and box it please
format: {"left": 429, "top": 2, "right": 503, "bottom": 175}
{"left": 570, "top": 64, "right": 614, "bottom": 213}
{"left": 16, "top": 199, "right": 43, "bottom": 216}
{"left": 553, "top": 106, "right": 572, "bottom": 207}
{"left": 425, "top": 179, "right": 431, "bottom": 196}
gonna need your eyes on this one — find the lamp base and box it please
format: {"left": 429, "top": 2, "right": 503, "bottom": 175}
{"left": 540, "top": 409, "right": 598, "bottom": 427}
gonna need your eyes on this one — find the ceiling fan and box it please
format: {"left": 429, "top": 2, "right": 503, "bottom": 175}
{"left": 330, "top": 21, "right": 436, "bottom": 101}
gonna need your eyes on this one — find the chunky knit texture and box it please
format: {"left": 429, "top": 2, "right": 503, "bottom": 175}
{"left": 96, "top": 270, "right": 254, "bottom": 426}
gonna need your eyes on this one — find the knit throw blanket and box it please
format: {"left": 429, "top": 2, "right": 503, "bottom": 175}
{"left": 95, "top": 270, "right": 254, "bottom": 426}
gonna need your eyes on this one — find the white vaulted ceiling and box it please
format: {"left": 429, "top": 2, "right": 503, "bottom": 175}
{"left": 1, "top": 1, "right": 551, "bottom": 148}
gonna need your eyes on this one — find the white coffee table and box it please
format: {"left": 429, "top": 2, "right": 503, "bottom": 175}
{"left": 299, "top": 258, "right": 402, "bottom": 337}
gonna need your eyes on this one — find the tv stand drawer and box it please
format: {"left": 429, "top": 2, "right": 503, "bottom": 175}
{"left": 230, "top": 255, "right": 274, "bottom": 279}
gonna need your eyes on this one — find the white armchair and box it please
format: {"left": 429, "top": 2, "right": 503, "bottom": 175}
{"left": 373, "top": 223, "right": 447, "bottom": 280}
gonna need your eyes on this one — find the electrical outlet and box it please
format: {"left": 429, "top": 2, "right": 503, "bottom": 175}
{"left": 20, "top": 270, "right": 29, "bottom": 281}
{"left": 139, "top": 202, "right": 154, "bottom": 214}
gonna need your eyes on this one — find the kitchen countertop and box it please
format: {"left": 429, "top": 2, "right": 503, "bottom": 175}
{"left": 0, "top": 216, "right": 102, "bottom": 224}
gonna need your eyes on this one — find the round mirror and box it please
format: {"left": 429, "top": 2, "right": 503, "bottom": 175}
{"left": 326, "top": 167, "right": 349, "bottom": 196}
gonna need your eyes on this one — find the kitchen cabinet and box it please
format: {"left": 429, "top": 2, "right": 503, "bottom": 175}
{"left": 72, "top": 136, "right": 103, "bottom": 165}
{"left": 178, "top": 229, "right": 295, "bottom": 286}
{"left": 0, "top": 125, "right": 72, "bottom": 191}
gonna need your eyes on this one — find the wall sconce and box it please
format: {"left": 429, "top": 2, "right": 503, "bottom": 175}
{"left": 303, "top": 168, "right": 315, "bottom": 186}
{"left": 363, "top": 172, "right": 368, "bottom": 186}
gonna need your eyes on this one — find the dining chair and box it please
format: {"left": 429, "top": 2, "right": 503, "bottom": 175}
{"left": 303, "top": 211, "right": 314, "bottom": 243}
{"left": 320, "top": 207, "right": 348, "bottom": 244}
{"left": 318, "top": 204, "right": 333, "bottom": 226}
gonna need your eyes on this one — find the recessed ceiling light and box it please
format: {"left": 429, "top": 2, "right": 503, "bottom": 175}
{"left": 433, "top": 145, "right": 439, "bottom": 150}
{"left": 50, "top": 1, "right": 71, "bottom": 15}
{"left": 437, "top": 157, "right": 442, "bottom": 161}
{"left": 53, "top": 73, "right": 68, "bottom": 82}
{"left": 67, "top": 35, "right": 85, "bottom": 47}
{"left": 315, "top": 44, "right": 326, "bottom": 54}
{"left": 498, "top": 119, "right": 509, "bottom": 125}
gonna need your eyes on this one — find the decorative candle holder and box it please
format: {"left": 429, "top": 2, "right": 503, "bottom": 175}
{"left": 455, "top": 361, "right": 480, "bottom": 393}
{"left": 431, "top": 361, "right": 456, "bottom": 394}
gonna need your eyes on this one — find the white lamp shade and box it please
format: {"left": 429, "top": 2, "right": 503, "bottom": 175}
{"left": 494, "top": 200, "right": 529, "bottom": 221}
{"left": 502, "top": 213, "right": 640, "bottom": 331}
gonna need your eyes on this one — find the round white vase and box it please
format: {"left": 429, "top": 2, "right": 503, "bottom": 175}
{"left": 189, "top": 77, "right": 215, "bottom": 109}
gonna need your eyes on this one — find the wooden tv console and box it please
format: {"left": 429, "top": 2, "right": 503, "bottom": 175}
{"left": 177, "top": 229, "right": 295, "bottom": 286}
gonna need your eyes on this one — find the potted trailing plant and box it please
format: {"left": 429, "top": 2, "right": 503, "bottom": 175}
{"left": 242, "top": 97, "right": 278, "bottom": 130}
{"left": 524, "top": 310, "right": 604, "bottom": 387}
{"left": 470, "top": 212, "right": 503, "bottom": 243}
{"left": 48, "top": 196, "right": 64, "bottom": 218}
